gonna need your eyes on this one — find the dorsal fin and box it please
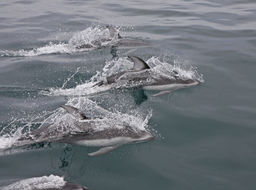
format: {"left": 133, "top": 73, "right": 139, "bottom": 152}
{"left": 106, "top": 25, "right": 121, "bottom": 39}
{"left": 61, "top": 105, "right": 88, "bottom": 120}
{"left": 128, "top": 56, "right": 150, "bottom": 71}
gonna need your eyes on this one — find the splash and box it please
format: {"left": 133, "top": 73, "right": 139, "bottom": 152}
{"left": 0, "top": 43, "right": 73, "bottom": 57}
{"left": 68, "top": 25, "right": 119, "bottom": 48}
{"left": 1, "top": 175, "right": 66, "bottom": 190}
{"left": 41, "top": 81, "right": 112, "bottom": 97}
{"left": 46, "top": 56, "right": 204, "bottom": 96}
{"left": 0, "top": 25, "right": 120, "bottom": 57}
{"left": 147, "top": 56, "right": 204, "bottom": 82}
{"left": 0, "top": 135, "right": 20, "bottom": 150}
{"left": 58, "top": 97, "right": 152, "bottom": 131}
{"left": 0, "top": 110, "right": 55, "bottom": 150}
{"left": 41, "top": 57, "right": 131, "bottom": 96}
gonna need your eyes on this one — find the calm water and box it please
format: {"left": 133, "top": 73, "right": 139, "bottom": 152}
{"left": 0, "top": 0, "right": 256, "bottom": 189}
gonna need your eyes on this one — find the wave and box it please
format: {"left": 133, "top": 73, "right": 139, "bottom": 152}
{"left": 1, "top": 175, "right": 87, "bottom": 190}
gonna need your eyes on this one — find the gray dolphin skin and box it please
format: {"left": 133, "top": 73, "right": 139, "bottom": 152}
{"left": 95, "top": 56, "right": 200, "bottom": 96}
{"left": 14, "top": 105, "right": 154, "bottom": 156}
{"left": 75, "top": 26, "right": 150, "bottom": 49}
{"left": 1, "top": 175, "right": 88, "bottom": 190}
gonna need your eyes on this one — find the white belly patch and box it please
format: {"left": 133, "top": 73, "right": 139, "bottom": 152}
{"left": 143, "top": 81, "right": 198, "bottom": 91}
{"left": 75, "top": 137, "right": 134, "bottom": 147}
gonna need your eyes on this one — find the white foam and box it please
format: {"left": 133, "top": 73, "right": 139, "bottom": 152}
{"left": 0, "top": 126, "right": 24, "bottom": 150}
{"left": 62, "top": 97, "right": 151, "bottom": 131}
{"left": 147, "top": 56, "right": 204, "bottom": 82}
{"left": 0, "top": 43, "right": 73, "bottom": 57}
{"left": 2, "top": 175, "right": 66, "bottom": 190}
{"left": 0, "top": 136, "right": 18, "bottom": 150}
{"left": 0, "top": 25, "right": 120, "bottom": 57}
{"left": 0, "top": 110, "right": 56, "bottom": 151}
{"left": 68, "top": 26, "right": 118, "bottom": 48}
{"left": 43, "top": 81, "right": 112, "bottom": 97}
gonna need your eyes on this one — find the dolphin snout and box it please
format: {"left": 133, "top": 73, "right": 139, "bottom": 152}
{"left": 195, "top": 79, "right": 201, "bottom": 84}
{"left": 144, "top": 132, "right": 155, "bottom": 141}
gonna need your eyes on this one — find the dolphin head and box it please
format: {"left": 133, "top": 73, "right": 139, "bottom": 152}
{"left": 63, "top": 182, "right": 89, "bottom": 190}
{"left": 171, "top": 69, "right": 200, "bottom": 84}
{"left": 122, "top": 126, "right": 154, "bottom": 143}
{"left": 175, "top": 78, "right": 200, "bottom": 85}
{"left": 135, "top": 129, "right": 154, "bottom": 143}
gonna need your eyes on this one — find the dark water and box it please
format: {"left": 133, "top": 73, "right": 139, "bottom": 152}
{"left": 0, "top": 0, "right": 256, "bottom": 189}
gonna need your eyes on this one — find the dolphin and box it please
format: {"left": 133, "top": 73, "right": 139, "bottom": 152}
{"left": 75, "top": 26, "right": 150, "bottom": 50}
{"left": 14, "top": 105, "right": 154, "bottom": 156}
{"left": 94, "top": 56, "right": 201, "bottom": 96}
{"left": 1, "top": 175, "right": 88, "bottom": 190}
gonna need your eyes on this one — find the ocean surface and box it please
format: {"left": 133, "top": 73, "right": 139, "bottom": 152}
{"left": 0, "top": 0, "right": 256, "bottom": 189}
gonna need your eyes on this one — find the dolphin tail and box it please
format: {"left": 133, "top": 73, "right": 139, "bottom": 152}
{"left": 88, "top": 145, "right": 120, "bottom": 156}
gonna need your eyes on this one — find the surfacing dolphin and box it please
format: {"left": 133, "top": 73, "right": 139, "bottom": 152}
{"left": 75, "top": 25, "right": 150, "bottom": 50}
{"left": 94, "top": 56, "right": 201, "bottom": 96}
{"left": 14, "top": 105, "right": 154, "bottom": 156}
{"left": 1, "top": 175, "right": 88, "bottom": 190}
